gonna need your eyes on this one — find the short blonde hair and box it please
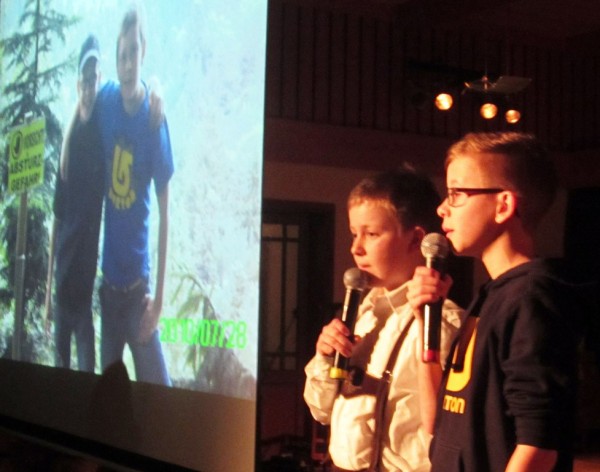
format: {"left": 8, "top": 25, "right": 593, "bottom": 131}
{"left": 446, "top": 132, "right": 557, "bottom": 231}
{"left": 348, "top": 164, "right": 441, "bottom": 233}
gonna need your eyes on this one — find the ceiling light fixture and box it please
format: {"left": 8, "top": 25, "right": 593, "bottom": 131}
{"left": 434, "top": 93, "right": 453, "bottom": 111}
{"left": 464, "top": 75, "right": 530, "bottom": 122}
{"left": 480, "top": 102, "right": 498, "bottom": 119}
{"left": 464, "top": 75, "right": 532, "bottom": 95}
{"left": 505, "top": 108, "right": 521, "bottom": 124}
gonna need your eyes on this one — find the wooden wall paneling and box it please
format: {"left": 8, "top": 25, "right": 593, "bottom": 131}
{"left": 561, "top": 55, "right": 574, "bottom": 150}
{"left": 374, "top": 20, "right": 391, "bottom": 130}
{"left": 481, "top": 36, "right": 503, "bottom": 133}
{"left": 522, "top": 44, "right": 537, "bottom": 135}
{"left": 581, "top": 56, "right": 597, "bottom": 148}
{"left": 298, "top": 6, "right": 316, "bottom": 121}
{"left": 403, "top": 26, "right": 421, "bottom": 134}
{"left": 359, "top": 16, "right": 376, "bottom": 129}
{"left": 451, "top": 30, "right": 465, "bottom": 138}
{"left": 459, "top": 33, "right": 477, "bottom": 134}
{"left": 281, "top": 3, "right": 300, "bottom": 119}
{"left": 580, "top": 56, "right": 590, "bottom": 148}
{"left": 471, "top": 33, "right": 486, "bottom": 133}
{"left": 388, "top": 25, "right": 405, "bottom": 132}
{"left": 417, "top": 27, "right": 434, "bottom": 136}
{"left": 345, "top": 13, "right": 361, "bottom": 127}
{"left": 556, "top": 51, "right": 567, "bottom": 148}
{"left": 576, "top": 56, "right": 587, "bottom": 148}
{"left": 515, "top": 43, "right": 530, "bottom": 131}
{"left": 314, "top": 9, "right": 332, "bottom": 122}
{"left": 431, "top": 29, "right": 450, "bottom": 137}
{"left": 490, "top": 37, "right": 507, "bottom": 132}
{"left": 588, "top": 56, "right": 598, "bottom": 149}
{"left": 503, "top": 42, "right": 522, "bottom": 132}
{"left": 446, "top": 29, "right": 461, "bottom": 137}
{"left": 535, "top": 47, "right": 550, "bottom": 144}
{"left": 593, "top": 57, "right": 600, "bottom": 149}
{"left": 571, "top": 56, "right": 585, "bottom": 149}
{"left": 492, "top": 37, "right": 504, "bottom": 74}
{"left": 266, "top": 0, "right": 284, "bottom": 117}
{"left": 557, "top": 51, "right": 568, "bottom": 150}
{"left": 546, "top": 50, "right": 562, "bottom": 149}
{"left": 329, "top": 12, "right": 347, "bottom": 126}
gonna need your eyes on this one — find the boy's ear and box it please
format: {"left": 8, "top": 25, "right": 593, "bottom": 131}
{"left": 411, "top": 226, "right": 426, "bottom": 250}
{"left": 495, "top": 191, "right": 519, "bottom": 224}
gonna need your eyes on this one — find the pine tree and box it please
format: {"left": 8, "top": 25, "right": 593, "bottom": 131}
{"left": 0, "top": 0, "right": 77, "bottom": 362}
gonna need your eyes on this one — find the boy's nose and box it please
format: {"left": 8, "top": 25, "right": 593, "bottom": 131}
{"left": 351, "top": 236, "right": 365, "bottom": 255}
{"left": 437, "top": 200, "right": 449, "bottom": 218}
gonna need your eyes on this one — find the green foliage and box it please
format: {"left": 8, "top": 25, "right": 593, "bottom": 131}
{"left": 169, "top": 266, "right": 255, "bottom": 398}
{"left": 0, "top": 201, "right": 48, "bottom": 307}
{"left": 0, "top": 0, "right": 78, "bottom": 362}
{"left": 169, "top": 268, "right": 215, "bottom": 377}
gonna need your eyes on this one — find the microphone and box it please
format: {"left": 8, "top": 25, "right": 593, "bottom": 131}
{"left": 329, "top": 268, "right": 369, "bottom": 379}
{"left": 420, "top": 233, "right": 450, "bottom": 363}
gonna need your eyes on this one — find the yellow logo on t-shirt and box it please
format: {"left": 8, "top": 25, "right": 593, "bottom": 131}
{"left": 109, "top": 143, "right": 136, "bottom": 209}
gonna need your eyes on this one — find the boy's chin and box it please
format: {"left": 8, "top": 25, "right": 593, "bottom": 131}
{"left": 120, "top": 83, "right": 137, "bottom": 99}
{"left": 363, "top": 273, "right": 381, "bottom": 287}
{"left": 120, "top": 89, "right": 134, "bottom": 101}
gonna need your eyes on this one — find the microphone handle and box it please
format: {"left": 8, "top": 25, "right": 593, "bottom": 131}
{"left": 423, "top": 300, "right": 443, "bottom": 363}
{"left": 330, "top": 288, "right": 362, "bottom": 379}
{"left": 422, "top": 256, "right": 446, "bottom": 363}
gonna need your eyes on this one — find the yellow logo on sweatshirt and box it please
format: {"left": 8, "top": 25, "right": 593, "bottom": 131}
{"left": 442, "top": 319, "right": 478, "bottom": 415}
{"left": 447, "top": 321, "right": 477, "bottom": 392}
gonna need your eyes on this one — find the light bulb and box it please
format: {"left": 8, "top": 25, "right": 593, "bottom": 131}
{"left": 480, "top": 102, "right": 498, "bottom": 119}
{"left": 434, "top": 93, "right": 453, "bottom": 111}
{"left": 505, "top": 109, "right": 521, "bottom": 124}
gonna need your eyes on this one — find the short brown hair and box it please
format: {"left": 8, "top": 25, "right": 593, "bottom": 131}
{"left": 446, "top": 132, "right": 557, "bottom": 231}
{"left": 348, "top": 164, "right": 441, "bottom": 233}
{"left": 117, "top": 3, "right": 146, "bottom": 58}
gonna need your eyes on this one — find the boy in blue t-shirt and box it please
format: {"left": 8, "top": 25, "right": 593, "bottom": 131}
{"left": 95, "top": 5, "right": 173, "bottom": 385}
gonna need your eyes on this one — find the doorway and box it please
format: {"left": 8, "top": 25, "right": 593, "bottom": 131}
{"left": 258, "top": 199, "right": 335, "bottom": 463}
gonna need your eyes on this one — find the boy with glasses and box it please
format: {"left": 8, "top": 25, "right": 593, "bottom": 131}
{"left": 408, "top": 131, "right": 587, "bottom": 471}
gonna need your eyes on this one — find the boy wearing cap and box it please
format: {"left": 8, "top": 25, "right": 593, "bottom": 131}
{"left": 45, "top": 35, "right": 104, "bottom": 372}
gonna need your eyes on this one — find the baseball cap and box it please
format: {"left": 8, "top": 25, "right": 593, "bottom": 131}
{"left": 78, "top": 34, "right": 100, "bottom": 76}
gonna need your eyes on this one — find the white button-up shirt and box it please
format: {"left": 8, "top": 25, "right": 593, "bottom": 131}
{"left": 304, "top": 283, "right": 462, "bottom": 471}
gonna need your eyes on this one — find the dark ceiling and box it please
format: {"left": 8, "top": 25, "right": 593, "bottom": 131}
{"left": 305, "top": 0, "right": 600, "bottom": 49}
{"left": 447, "top": 0, "right": 600, "bottom": 40}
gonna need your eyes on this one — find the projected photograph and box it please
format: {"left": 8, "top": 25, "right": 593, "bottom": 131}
{"left": 0, "top": 0, "right": 265, "bottom": 401}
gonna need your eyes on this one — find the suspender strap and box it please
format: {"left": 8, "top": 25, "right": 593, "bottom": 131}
{"left": 367, "top": 316, "right": 415, "bottom": 472}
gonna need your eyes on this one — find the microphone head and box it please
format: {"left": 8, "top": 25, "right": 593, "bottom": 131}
{"left": 421, "top": 232, "right": 450, "bottom": 259}
{"left": 343, "top": 267, "right": 369, "bottom": 291}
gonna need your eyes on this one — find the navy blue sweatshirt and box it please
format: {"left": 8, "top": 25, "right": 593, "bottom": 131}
{"left": 431, "top": 259, "right": 589, "bottom": 472}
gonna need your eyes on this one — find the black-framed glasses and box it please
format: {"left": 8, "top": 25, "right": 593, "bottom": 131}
{"left": 445, "top": 187, "right": 504, "bottom": 207}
